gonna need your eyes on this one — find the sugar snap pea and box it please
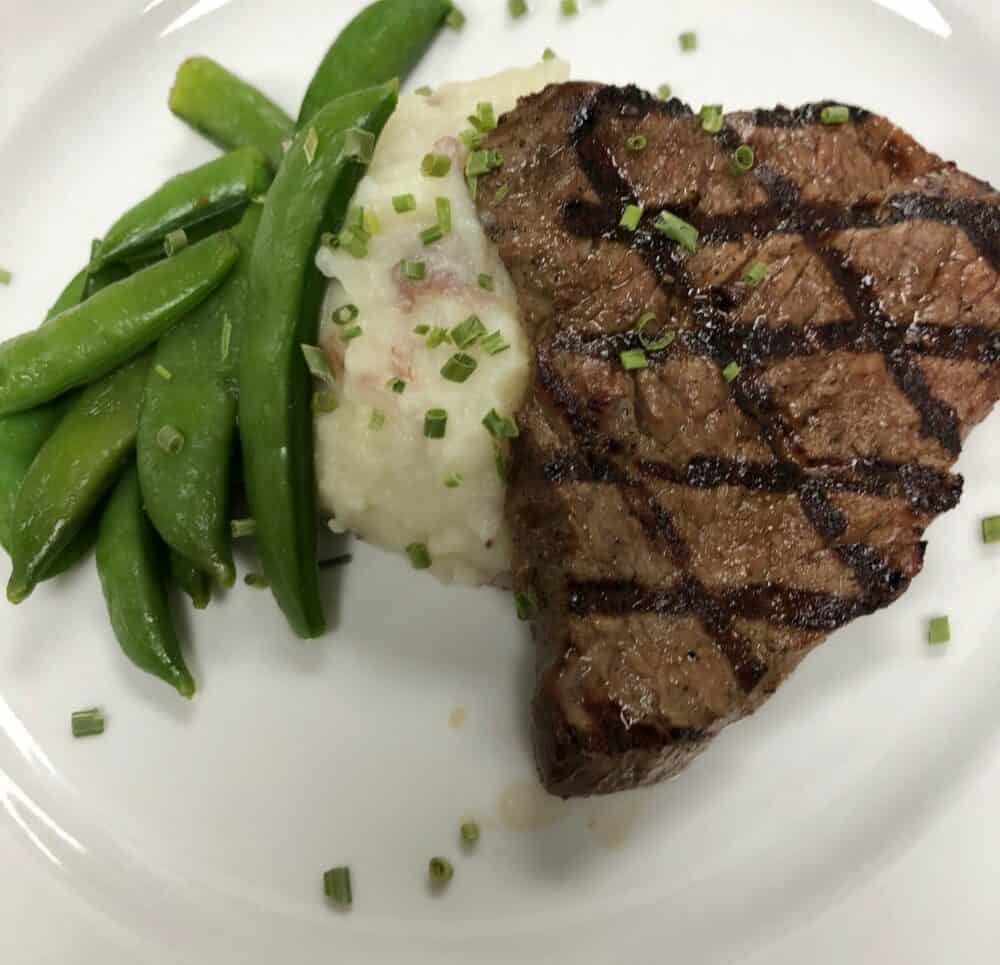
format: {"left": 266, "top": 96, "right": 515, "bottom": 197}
{"left": 91, "top": 147, "right": 271, "bottom": 271}
{"left": 240, "top": 81, "right": 398, "bottom": 638}
{"left": 0, "top": 398, "right": 94, "bottom": 581}
{"left": 0, "top": 232, "right": 239, "bottom": 417}
{"left": 6, "top": 353, "right": 153, "bottom": 603}
{"left": 169, "top": 57, "right": 294, "bottom": 171}
{"left": 138, "top": 205, "right": 261, "bottom": 588}
{"left": 297, "top": 0, "right": 450, "bottom": 127}
{"left": 97, "top": 464, "right": 196, "bottom": 698}
{"left": 170, "top": 550, "right": 212, "bottom": 610}
{"left": 0, "top": 253, "right": 133, "bottom": 578}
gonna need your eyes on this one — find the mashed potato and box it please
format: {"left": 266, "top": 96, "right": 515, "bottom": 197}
{"left": 314, "top": 60, "right": 569, "bottom": 584}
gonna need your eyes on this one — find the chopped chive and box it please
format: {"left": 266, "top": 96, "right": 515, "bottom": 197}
{"left": 654, "top": 210, "right": 699, "bottom": 254}
{"left": 303, "top": 126, "right": 319, "bottom": 165}
{"left": 494, "top": 443, "right": 510, "bottom": 482}
{"left": 338, "top": 231, "right": 368, "bottom": 259}
{"left": 164, "top": 228, "right": 189, "bottom": 256}
{"left": 401, "top": 258, "right": 427, "bottom": 281}
{"left": 331, "top": 303, "right": 359, "bottom": 326}
{"left": 459, "top": 127, "right": 483, "bottom": 150}
{"left": 658, "top": 84, "right": 673, "bottom": 100}
{"left": 625, "top": 134, "right": 648, "bottom": 153}
{"left": 679, "top": 30, "right": 698, "bottom": 52}
{"left": 387, "top": 377, "right": 407, "bottom": 394}
{"left": 560, "top": 0, "right": 578, "bottom": 15}
{"left": 743, "top": 261, "right": 768, "bottom": 288}
{"left": 482, "top": 408, "right": 519, "bottom": 439}
{"left": 363, "top": 208, "right": 381, "bottom": 236}
{"left": 637, "top": 313, "right": 675, "bottom": 352}
{"left": 473, "top": 102, "right": 497, "bottom": 133}
{"left": 515, "top": 590, "right": 538, "bottom": 620}
{"left": 983, "top": 515, "right": 1000, "bottom": 543}
{"left": 429, "top": 856, "right": 454, "bottom": 885}
{"left": 466, "top": 149, "right": 503, "bottom": 178}
{"left": 480, "top": 330, "right": 511, "bottom": 355}
{"left": 436, "top": 197, "right": 453, "bottom": 235}
{"left": 421, "top": 224, "right": 445, "bottom": 246}
{"left": 231, "top": 518, "right": 256, "bottom": 539}
{"left": 220, "top": 315, "right": 232, "bottom": 361}
{"left": 441, "top": 353, "right": 478, "bottom": 383}
{"left": 928, "top": 615, "right": 951, "bottom": 645}
{"left": 0, "top": 268, "right": 12, "bottom": 285}
{"left": 414, "top": 323, "right": 431, "bottom": 336}
{"left": 620, "top": 348, "right": 648, "bottom": 371}
{"left": 509, "top": 0, "right": 528, "bottom": 17}
{"left": 426, "top": 326, "right": 452, "bottom": 348}
{"left": 342, "top": 126, "right": 376, "bottom": 165}
{"left": 445, "top": 5, "right": 465, "bottom": 29}
{"left": 156, "top": 424, "right": 185, "bottom": 455}
{"left": 344, "top": 206, "right": 365, "bottom": 232}
{"left": 320, "top": 231, "right": 338, "bottom": 249}
{"left": 460, "top": 820, "right": 480, "bottom": 845}
{"left": 340, "top": 325, "right": 363, "bottom": 341}
{"left": 542, "top": 47, "right": 557, "bottom": 61}
{"left": 323, "top": 866, "right": 352, "bottom": 906}
{"left": 71, "top": 708, "right": 105, "bottom": 738}
{"left": 451, "top": 314, "right": 486, "bottom": 348}
{"left": 369, "top": 409, "right": 385, "bottom": 431}
{"left": 466, "top": 173, "right": 479, "bottom": 201}
{"left": 478, "top": 273, "right": 495, "bottom": 291}
{"left": 312, "top": 390, "right": 338, "bottom": 413}
{"left": 700, "top": 104, "right": 724, "bottom": 134}
{"left": 820, "top": 104, "right": 850, "bottom": 125}
{"left": 722, "top": 361, "right": 742, "bottom": 383}
{"left": 620, "top": 203, "right": 644, "bottom": 231}
{"left": 406, "top": 542, "right": 432, "bottom": 569}
{"left": 415, "top": 85, "right": 433, "bottom": 96}
{"left": 245, "top": 572, "right": 270, "bottom": 589}
{"left": 732, "top": 144, "right": 755, "bottom": 175}
{"left": 444, "top": 472, "right": 464, "bottom": 488}
{"left": 392, "top": 193, "right": 417, "bottom": 213}
{"left": 494, "top": 184, "right": 511, "bottom": 204}
{"left": 424, "top": 409, "right": 448, "bottom": 439}
{"left": 154, "top": 364, "right": 173, "bottom": 381}
{"left": 301, "top": 344, "right": 336, "bottom": 387}
{"left": 421, "top": 152, "right": 452, "bottom": 177}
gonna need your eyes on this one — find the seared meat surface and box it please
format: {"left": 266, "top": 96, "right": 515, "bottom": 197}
{"left": 475, "top": 83, "right": 1000, "bottom": 797}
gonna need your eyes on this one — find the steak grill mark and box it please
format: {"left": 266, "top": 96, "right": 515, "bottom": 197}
{"left": 538, "top": 85, "right": 994, "bottom": 690}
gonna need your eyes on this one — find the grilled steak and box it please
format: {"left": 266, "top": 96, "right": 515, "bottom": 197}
{"left": 475, "top": 83, "right": 1000, "bottom": 797}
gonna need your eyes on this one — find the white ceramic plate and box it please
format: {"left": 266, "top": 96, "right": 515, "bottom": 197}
{"left": 3, "top": 1, "right": 1000, "bottom": 962}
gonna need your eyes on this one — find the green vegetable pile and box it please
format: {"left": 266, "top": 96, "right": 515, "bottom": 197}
{"left": 0, "top": 0, "right": 453, "bottom": 696}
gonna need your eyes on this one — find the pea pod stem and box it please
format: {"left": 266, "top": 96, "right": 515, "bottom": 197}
{"left": 170, "top": 550, "right": 212, "bottom": 610}
{"left": 0, "top": 232, "right": 239, "bottom": 417}
{"left": 97, "top": 464, "right": 196, "bottom": 698}
{"left": 297, "top": 0, "right": 450, "bottom": 127}
{"left": 91, "top": 147, "right": 271, "bottom": 271}
{"left": 7, "top": 352, "right": 154, "bottom": 603}
{"left": 239, "top": 81, "right": 398, "bottom": 638}
{"left": 138, "top": 205, "right": 262, "bottom": 588}
{"left": 169, "top": 57, "right": 294, "bottom": 171}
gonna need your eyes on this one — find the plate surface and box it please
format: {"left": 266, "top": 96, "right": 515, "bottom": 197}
{"left": 3, "top": 1, "right": 1000, "bottom": 963}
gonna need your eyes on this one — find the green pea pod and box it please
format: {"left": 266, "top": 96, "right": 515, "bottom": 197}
{"left": 7, "top": 352, "right": 153, "bottom": 603}
{"left": 47, "top": 268, "right": 88, "bottom": 320}
{"left": 0, "top": 232, "right": 240, "bottom": 417}
{"left": 169, "top": 57, "right": 294, "bottom": 171}
{"left": 0, "top": 253, "right": 134, "bottom": 578}
{"left": 97, "top": 464, "right": 196, "bottom": 698}
{"left": 138, "top": 205, "right": 261, "bottom": 588}
{"left": 170, "top": 549, "right": 212, "bottom": 610}
{"left": 297, "top": 0, "right": 450, "bottom": 127}
{"left": 240, "top": 81, "right": 398, "bottom": 638}
{"left": 92, "top": 147, "right": 271, "bottom": 270}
